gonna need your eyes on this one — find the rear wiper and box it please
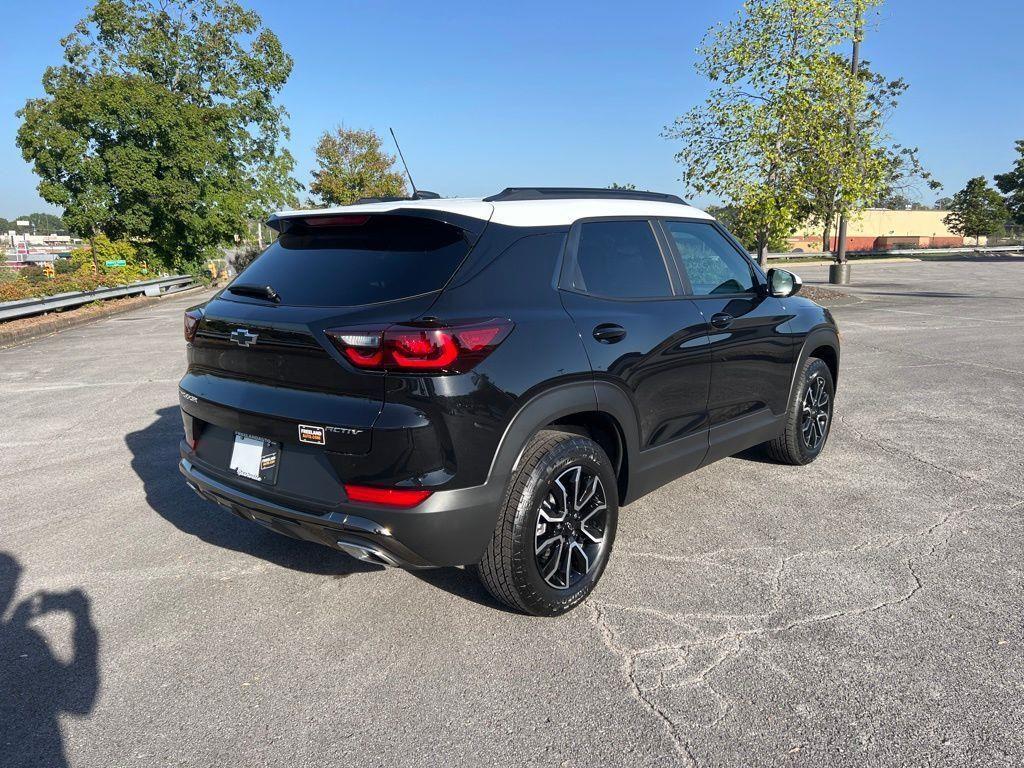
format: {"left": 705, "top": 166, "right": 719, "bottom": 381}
{"left": 227, "top": 283, "right": 280, "bottom": 303}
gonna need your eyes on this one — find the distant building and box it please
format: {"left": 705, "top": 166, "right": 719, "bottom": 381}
{"left": 789, "top": 209, "right": 969, "bottom": 252}
{"left": 4, "top": 232, "right": 81, "bottom": 263}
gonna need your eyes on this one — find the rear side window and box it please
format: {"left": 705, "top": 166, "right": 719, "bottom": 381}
{"left": 233, "top": 216, "right": 470, "bottom": 306}
{"left": 664, "top": 221, "right": 755, "bottom": 295}
{"left": 569, "top": 220, "right": 672, "bottom": 298}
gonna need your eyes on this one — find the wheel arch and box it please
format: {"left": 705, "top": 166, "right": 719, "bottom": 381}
{"left": 788, "top": 327, "right": 841, "bottom": 405}
{"left": 488, "top": 380, "right": 641, "bottom": 506}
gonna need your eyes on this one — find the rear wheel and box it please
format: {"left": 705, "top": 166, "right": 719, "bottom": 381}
{"left": 473, "top": 430, "right": 618, "bottom": 616}
{"left": 765, "top": 357, "right": 835, "bottom": 465}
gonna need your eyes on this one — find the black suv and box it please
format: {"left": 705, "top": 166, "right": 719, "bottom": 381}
{"left": 178, "top": 187, "right": 839, "bottom": 616}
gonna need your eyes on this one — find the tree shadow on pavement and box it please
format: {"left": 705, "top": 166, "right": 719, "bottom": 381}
{"left": 0, "top": 551, "right": 99, "bottom": 768}
{"left": 125, "top": 406, "right": 378, "bottom": 576}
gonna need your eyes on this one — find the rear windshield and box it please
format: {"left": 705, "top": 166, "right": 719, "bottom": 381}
{"left": 232, "top": 215, "right": 471, "bottom": 306}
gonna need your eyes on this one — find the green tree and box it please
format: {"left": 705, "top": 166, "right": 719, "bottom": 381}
{"left": 309, "top": 127, "right": 408, "bottom": 206}
{"left": 994, "top": 139, "right": 1024, "bottom": 225}
{"left": 934, "top": 196, "right": 953, "bottom": 210}
{"left": 13, "top": 212, "right": 66, "bottom": 234}
{"left": 943, "top": 177, "right": 1008, "bottom": 244}
{"left": 795, "top": 50, "right": 939, "bottom": 251}
{"left": 665, "top": 0, "right": 885, "bottom": 265}
{"left": 705, "top": 203, "right": 788, "bottom": 252}
{"left": 17, "top": 0, "right": 299, "bottom": 272}
{"left": 608, "top": 182, "right": 637, "bottom": 190}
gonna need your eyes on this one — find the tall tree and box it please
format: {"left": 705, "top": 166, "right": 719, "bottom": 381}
{"left": 309, "top": 127, "right": 408, "bottom": 207}
{"left": 943, "top": 177, "right": 1008, "bottom": 244}
{"left": 799, "top": 50, "right": 939, "bottom": 251}
{"left": 17, "top": 0, "right": 299, "bottom": 271}
{"left": 994, "top": 139, "right": 1024, "bottom": 225}
{"left": 665, "top": 0, "right": 883, "bottom": 265}
{"left": 13, "top": 213, "right": 66, "bottom": 235}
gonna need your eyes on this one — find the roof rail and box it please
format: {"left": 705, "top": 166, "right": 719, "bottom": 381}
{"left": 483, "top": 187, "right": 687, "bottom": 205}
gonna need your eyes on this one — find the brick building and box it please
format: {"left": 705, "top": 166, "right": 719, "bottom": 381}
{"left": 789, "top": 209, "right": 970, "bottom": 252}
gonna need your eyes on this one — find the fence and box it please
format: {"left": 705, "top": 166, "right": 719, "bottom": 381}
{"left": 0, "top": 275, "right": 196, "bottom": 322}
{"left": 763, "top": 244, "right": 1024, "bottom": 261}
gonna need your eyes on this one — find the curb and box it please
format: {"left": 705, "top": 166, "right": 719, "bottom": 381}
{"left": 782, "top": 257, "right": 923, "bottom": 267}
{"left": 0, "top": 285, "right": 204, "bottom": 349}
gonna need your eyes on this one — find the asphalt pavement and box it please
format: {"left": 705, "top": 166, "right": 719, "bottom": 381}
{"left": 1, "top": 255, "right": 1022, "bottom": 767}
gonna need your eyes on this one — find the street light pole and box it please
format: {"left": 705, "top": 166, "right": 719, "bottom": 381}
{"left": 831, "top": 4, "right": 863, "bottom": 286}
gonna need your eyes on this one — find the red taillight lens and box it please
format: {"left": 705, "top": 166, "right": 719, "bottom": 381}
{"left": 344, "top": 484, "right": 432, "bottom": 508}
{"left": 184, "top": 308, "right": 203, "bottom": 342}
{"left": 326, "top": 319, "right": 512, "bottom": 373}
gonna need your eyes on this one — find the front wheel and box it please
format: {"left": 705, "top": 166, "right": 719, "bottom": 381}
{"left": 765, "top": 356, "right": 835, "bottom": 465}
{"left": 473, "top": 430, "right": 618, "bottom": 616}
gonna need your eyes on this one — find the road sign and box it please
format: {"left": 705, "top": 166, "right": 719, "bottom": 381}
{"left": 105, "top": 259, "right": 127, "bottom": 267}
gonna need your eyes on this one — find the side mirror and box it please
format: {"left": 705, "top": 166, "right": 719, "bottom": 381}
{"left": 767, "top": 268, "right": 802, "bottom": 298}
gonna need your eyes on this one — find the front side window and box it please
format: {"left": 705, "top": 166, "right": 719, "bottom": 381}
{"left": 569, "top": 220, "right": 672, "bottom": 299}
{"left": 664, "top": 221, "right": 756, "bottom": 296}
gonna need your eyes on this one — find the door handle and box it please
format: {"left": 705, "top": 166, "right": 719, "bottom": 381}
{"left": 592, "top": 323, "right": 627, "bottom": 344}
{"left": 710, "top": 313, "right": 734, "bottom": 330}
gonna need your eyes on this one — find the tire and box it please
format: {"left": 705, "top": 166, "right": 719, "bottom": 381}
{"left": 472, "top": 429, "right": 619, "bottom": 616}
{"left": 765, "top": 356, "right": 835, "bottom": 465}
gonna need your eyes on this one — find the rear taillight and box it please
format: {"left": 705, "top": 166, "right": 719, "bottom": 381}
{"left": 326, "top": 319, "right": 513, "bottom": 373}
{"left": 344, "top": 484, "right": 432, "bottom": 508}
{"left": 184, "top": 308, "right": 204, "bottom": 342}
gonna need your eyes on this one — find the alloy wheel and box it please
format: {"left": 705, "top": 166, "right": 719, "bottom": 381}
{"left": 534, "top": 466, "right": 608, "bottom": 590}
{"left": 801, "top": 375, "right": 831, "bottom": 451}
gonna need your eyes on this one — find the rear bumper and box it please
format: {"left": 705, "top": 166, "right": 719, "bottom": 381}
{"left": 178, "top": 449, "right": 505, "bottom": 568}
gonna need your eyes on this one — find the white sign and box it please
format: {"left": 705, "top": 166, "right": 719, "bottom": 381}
{"left": 15, "top": 220, "right": 29, "bottom": 227}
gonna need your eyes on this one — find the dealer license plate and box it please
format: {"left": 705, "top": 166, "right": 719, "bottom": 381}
{"left": 229, "top": 433, "right": 280, "bottom": 484}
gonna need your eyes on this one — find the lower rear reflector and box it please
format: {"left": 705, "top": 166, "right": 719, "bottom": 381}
{"left": 344, "top": 485, "right": 431, "bottom": 508}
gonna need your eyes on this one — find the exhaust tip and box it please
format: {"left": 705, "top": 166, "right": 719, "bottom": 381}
{"left": 336, "top": 541, "right": 400, "bottom": 568}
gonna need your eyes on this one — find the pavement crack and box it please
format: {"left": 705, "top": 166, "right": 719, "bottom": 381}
{"left": 588, "top": 602, "right": 701, "bottom": 767}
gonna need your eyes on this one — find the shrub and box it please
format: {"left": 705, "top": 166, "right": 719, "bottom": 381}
{"left": 21, "top": 266, "right": 47, "bottom": 284}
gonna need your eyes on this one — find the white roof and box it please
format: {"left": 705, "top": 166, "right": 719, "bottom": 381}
{"left": 270, "top": 196, "right": 713, "bottom": 228}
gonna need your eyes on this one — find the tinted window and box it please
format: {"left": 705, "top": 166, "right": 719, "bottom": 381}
{"left": 665, "top": 221, "right": 755, "bottom": 295}
{"left": 232, "top": 216, "right": 470, "bottom": 306}
{"left": 570, "top": 220, "right": 671, "bottom": 298}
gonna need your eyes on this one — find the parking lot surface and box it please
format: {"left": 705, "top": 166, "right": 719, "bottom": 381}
{"left": 2, "top": 256, "right": 1022, "bottom": 767}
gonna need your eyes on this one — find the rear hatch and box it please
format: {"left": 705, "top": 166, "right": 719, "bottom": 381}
{"left": 181, "top": 211, "right": 487, "bottom": 501}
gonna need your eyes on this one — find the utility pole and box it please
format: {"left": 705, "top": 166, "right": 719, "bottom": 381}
{"left": 831, "top": 3, "right": 863, "bottom": 285}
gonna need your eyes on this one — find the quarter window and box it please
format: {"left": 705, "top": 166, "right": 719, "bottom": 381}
{"left": 665, "top": 221, "right": 756, "bottom": 296}
{"left": 569, "top": 220, "right": 672, "bottom": 298}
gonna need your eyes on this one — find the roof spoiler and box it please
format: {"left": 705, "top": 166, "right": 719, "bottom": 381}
{"left": 266, "top": 190, "right": 443, "bottom": 232}
{"left": 483, "top": 187, "right": 686, "bottom": 204}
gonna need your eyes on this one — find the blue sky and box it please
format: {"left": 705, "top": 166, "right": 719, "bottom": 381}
{"left": 2, "top": 0, "right": 1022, "bottom": 216}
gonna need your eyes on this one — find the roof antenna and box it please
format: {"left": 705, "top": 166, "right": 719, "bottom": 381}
{"left": 390, "top": 127, "right": 418, "bottom": 196}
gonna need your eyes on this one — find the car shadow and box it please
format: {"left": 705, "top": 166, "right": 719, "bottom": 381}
{"left": 731, "top": 445, "right": 779, "bottom": 464}
{"left": 0, "top": 551, "right": 99, "bottom": 768}
{"left": 125, "top": 406, "right": 378, "bottom": 576}
{"left": 409, "top": 567, "right": 517, "bottom": 614}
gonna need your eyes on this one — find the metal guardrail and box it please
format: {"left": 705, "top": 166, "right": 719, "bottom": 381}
{"left": 763, "top": 244, "right": 1024, "bottom": 260}
{"left": 0, "top": 275, "right": 196, "bottom": 322}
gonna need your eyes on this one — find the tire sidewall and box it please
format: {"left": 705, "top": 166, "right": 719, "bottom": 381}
{"left": 512, "top": 436, "right": 618, "bottom": 616}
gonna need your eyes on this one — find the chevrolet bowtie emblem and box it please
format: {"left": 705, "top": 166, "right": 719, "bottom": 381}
{"left": 229, "top": 328, "right": 258, "bottom": 348}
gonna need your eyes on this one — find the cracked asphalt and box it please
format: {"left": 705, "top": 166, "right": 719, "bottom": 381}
{"left": 1, "top": 255, "right": 1022, "bottom": 767}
